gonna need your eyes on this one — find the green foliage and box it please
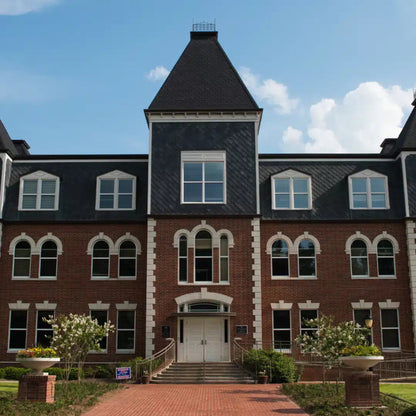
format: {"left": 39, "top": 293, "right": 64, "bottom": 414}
{"left": 3, "top": 367, "right": 30, "bottom": 380}
{"left": 341, "top": 345, "right": 382, "bottom": 356}
{"left": 94, "top": 365, "right": 115, "bottom": 379}
{"left": 401, "top": 406, "right": 416, "bottom": 416}
{"left": 0, "top": 381, "right": 120, "bottom": 415}
{"left": 242, "top": 349, "right": 299, "bottom": 383}
{"left": 282, "top": 383, "right": 407, "bottom": 415}
{"left": 0, "top": 368, "right": 5, "bottom": 379}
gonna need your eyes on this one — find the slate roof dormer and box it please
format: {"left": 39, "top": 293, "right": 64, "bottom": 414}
{"left": 147, "top": 31, "right": 259, "bottom": 112}
{"left": 0, "top": 120, "right": 17, "bottom": 156}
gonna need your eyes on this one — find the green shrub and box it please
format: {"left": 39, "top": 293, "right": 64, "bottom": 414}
{"left": 3, "top": 366, "right": 30, "bottom": 380}
{"left": 47, "top": 367, "right": 65, "bottom": 380}
{"left": 401, "top": 406, "right": 416, "bottom": 416}
{"left": 0, "top": 367, "right": 6, "bottom": 379}
{"left": 94, "top": 364, "right": 115, "bottom": 379}
{"left": 83, "top": 366, "right": 96, "bottom": 379}
{"left": 242, "top": 349, "right": 299, "bottom": 383}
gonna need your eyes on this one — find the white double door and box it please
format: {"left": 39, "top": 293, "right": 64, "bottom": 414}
{"left": 182, "top": 317, "right": 229, "bottom": 362}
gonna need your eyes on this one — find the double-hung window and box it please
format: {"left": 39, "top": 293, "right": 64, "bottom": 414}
{"left": 300, "top": 310, "right": 318, "bottom": 337}
{"left": 350, "top": 240, "right": 369, "bottom": 277}
{"left": 9, "top": 310, "right": 28, "bottom": 351}
{"left": 19, "top": 171, "right": 59, "bottom": 211}
{"left": 349, "top": 170, "right": 389, "bottom": 209}
{"left": 182, "top": 152, "right": 226, "bottom": 204}
{"left": 117, "top": 310, "right": 135, "bottom": 352}
{"left": 273, "top": 310, "right": 291, "bottom": 351}
{"left": 380, "top": 309, "right": 400, "bottom": 350}
{"left": 96, "top": 170, "right": 136, "bottom": 210}
{"left": 353, "top": 309, "right": 372, "bottom": 344}
{"left": 91, "top": 310, "right": 108, "bottom": 351}
{"left": 272, "top": 170, "right": 312, "bottom": 210}
{"left": 36, "top": 310, "right": 54, "bottom": 347}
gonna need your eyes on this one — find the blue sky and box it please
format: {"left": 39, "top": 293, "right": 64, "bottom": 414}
{"left": 0, "top": 0, "right": 415, "bottom": 154}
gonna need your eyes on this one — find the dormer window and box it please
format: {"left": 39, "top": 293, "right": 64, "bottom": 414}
{"left": 181, "top": 151, "right": 226, "bottom": 204}
{"left": 349, "top": 170, "right": 389, "bottom": 209}
{"left": 19, "top": 171, "right": 59, "bottom": 211}
{"left": 96, "top": 170, "right": 136, "bottom": 210}
{"left": 271, "top": 170, "right": 312, "bottom": 210}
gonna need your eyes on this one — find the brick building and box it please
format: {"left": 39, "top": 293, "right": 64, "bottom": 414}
{"left": 1, "top": 28, "right": 416, "bottom": 366}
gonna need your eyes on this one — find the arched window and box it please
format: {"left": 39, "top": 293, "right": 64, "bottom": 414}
{"left": 92, "top": 241, "right": 110, "bottom": 278}
{"left": 272, "top": 240, "right": 289, "bottom": 277}
{"left": 298, "top": 239, "right": 316, "bottom": 277}
{"left": 119, "top": 241, "right": 136, "bottom": 278}
{"left": 195, "top": 231, "right": 212, "bottom": 282}
{"left": 39, "top": 241, "right": 58, "bottom": 278}
{"left": 220, "top": 235, "right": 229, "bottom": 282}
{"left": 178, "top": 236, "right": 188, "bottom": 283}
{"left": 377, "top": 240, "right": 395, "bottom": 277}
{"left": 13, "top": 241, "right": 31, "bottom": 278}
{"left": 351, "top": 240, "right": 368, "bottom": 277}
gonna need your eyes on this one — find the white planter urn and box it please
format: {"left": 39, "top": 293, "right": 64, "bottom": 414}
{"left": 16, "top": 357, "right": 60, "bottom": 376}
{"left": 339, "top": 356, "right": 384, "bottom": 372}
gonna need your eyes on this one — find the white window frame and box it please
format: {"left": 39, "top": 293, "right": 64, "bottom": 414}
{"left": 12, "top": 240, "right": 32, "bottom": 279}
{"left": 96, "top": 170, "right": 136, "bottom": 211}
{"left": 299, "top": 309, "right": 318, "bottom": 337}
{"left": 350, "top": 239, "right": 369, "bottom": 278}
{"left": 116, "top": 309, "right": 136, "bottom": 353}
{"left": 39, "top": 241, "right": 58, "bottom": 279}
{"left": 271, "top": 239, "right": 290, "bottom": 278}
{"left": 181, "top": 151, "right": 226, "bottom": 204}
{"left": 348, "top": 170, "right": 389, "bottom": 210}
{"left": 376, "top": 239, "right": 396, "bottom": 278}
{"left": 271, "top": 169, "right": 312, "bottom": 210}
{"left": 36, "top": 310, "right": 54, "bottom": 347}
{"left": 272, "top": 309, "right": 292, "bottom": 353}
{"left": 380, "top": 308, "right": 401, "bottom": 351}
{"left": 194, "top": 230, "right": 213, "bottom": 284}
{"left": 118, "top": 240, "right": 137, "bottom": 279}
{"left": 352, "top": 308, "right": 373, "bottom": 345}
{"left": 8, "top": 309, "right": 28, "bottom": 352}
{"left": 219, "top": 235, "right": 229, "bottom": 283}
{"left": 90, "top": 309, "right": 109, "bottom": 353}
{"left": 298, "top": 239, "right": 316, "bottom": 278}
{"left": 18, "top": 171, "right": 59, "bottom": 211}
{"left": 178, "top": 235, "right": 188, "bottom": 283}
{"left": 91, "top": 240, "right": 110, "bottom": 279}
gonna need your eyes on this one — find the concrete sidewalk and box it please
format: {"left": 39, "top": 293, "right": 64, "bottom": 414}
{"left": 83, "top": 384, "right": 308, "bottom": 416}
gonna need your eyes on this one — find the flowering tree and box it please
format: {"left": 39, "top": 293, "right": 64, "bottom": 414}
{"left": 44, "top": 313, "right": 114, "bottom": 381}
{"left": 295, "top": 315, "right": 370, "bottom": 383}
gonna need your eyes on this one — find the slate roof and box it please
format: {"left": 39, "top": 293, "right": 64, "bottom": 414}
{"left": 0, "top": 120, "right": 17, "bottom": 156}
{"left": 395, "top": 101, "right": 416, "bottom": 152}
{"left": 147, "top": 31, "right": 259, "bottom": 111}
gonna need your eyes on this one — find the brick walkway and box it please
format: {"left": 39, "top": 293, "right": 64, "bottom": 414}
{"left": 83, "top": 384, "right": 307, "bottom": 416}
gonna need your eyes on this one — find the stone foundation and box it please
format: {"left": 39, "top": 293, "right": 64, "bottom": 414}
{"left": 344, "top": 371, "right": 380, "bottom": 407}
{"left": 18, "top": 375, "right": 56, "bottom": 403}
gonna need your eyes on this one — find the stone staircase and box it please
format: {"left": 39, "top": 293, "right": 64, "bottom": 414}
{"left": 151, "top": 362, "right": 255, "bottom": 384}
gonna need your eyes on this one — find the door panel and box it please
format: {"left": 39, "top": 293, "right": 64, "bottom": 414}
{"left": 204, "top": 318, "right": 223, "bottom": 362}
{"left": 185, "top": 318, "right": 204, "bottom": 361}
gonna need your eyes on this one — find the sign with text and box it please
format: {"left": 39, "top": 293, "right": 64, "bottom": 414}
{"left": 116, "top": 367, "right": 131, "bottom": 380}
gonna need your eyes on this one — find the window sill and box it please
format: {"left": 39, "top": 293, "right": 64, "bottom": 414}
{"left": 382, "top": 348, "right": 401, "bottom": 352}
{"left": 271, "top": 276, "right": 317, "bottom": 280}
{"left": 272, "top": 208, "right": 311, "bottom": 211}
{"left": 273, "top": 349, "right": 291, "bottom": 354}
{"left": 116, "top": 350, "right": 135, "bottom": 354}
{"left": 91, "top": 277, "right": 137, "bottom": 281}
{"left": 95, "top": 208, "right": 135, "bottom": 211}
{"left": 39, "top": 277, "right": 57, "bottom": 281}
{"left": 178, "top": 282, "right": 230, "bottom": 286}
{"left": 350, "top": 207, "right": 389, "bottom": 210}
{"left": 12, "top": 277, "right": 31, "bottom": 280}
{"left": 18, "top": 208, "right": 58, "bottom": 211}
{"left": 351, "top": 276, "right": 396, "bottom": 280}
{"left": 7, "top": 349, "right": 22, "bottom": 353}
{"left": 118, "top": 277, "right": 137, "bottom": 280}
{"left": 88, "top": 350, "right": 108, "bottom": 354}
{"left": 181, "top": 202, "right": 225, "bottom": 205}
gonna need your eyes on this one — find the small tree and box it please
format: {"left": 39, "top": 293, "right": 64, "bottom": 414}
{"left": 45, "top": 313, "right": 114, "bottom": 381}
{"left": 295, "top": 315, "right": 370, "bottom": 383}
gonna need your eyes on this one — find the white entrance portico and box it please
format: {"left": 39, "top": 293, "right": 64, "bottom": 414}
{"left": 175, "top": 289, "right": 233, "bottom": 362}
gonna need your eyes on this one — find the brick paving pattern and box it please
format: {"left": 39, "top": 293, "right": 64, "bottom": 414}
{"left": 83, "top": 384, "right": 307, "bottom": 416}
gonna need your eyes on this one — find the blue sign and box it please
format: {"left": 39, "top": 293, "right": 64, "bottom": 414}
{"left": 116, "top": 367, "right": 131, "bottom": 380}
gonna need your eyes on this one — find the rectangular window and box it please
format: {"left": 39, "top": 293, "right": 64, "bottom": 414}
{"left": 353, "top": 309, "right": 372, "bottom": 344}
{"left": 350, "top": 176, "right": 388, "bottom": 209}
{"left": 97, "top": 175, "right": 135, "bottom": 210}
{"left": 273, "top": 310, "right": 291, "bottom": 351}
{"left": 273, "top": 175, "right": 311, "bottom": 210}
{"left": 380, "top": 309, "right": 400, "bottom": 350}
{"left": 91, "top": 310, "right": 108, "bottom": 351}
{"left": 21, "top": 178, "right": 58, "bottom": 210}
{"left": 178, "top": 236, "right": 188, "bottom": 283}
{"left": 219, "top": 236, "right": 229, "bottom": 282}
{"left": 9, "top": 310, "right": 27, "bottom": 350}
{"left": 117, "top": 310, "right": 135, "bottom": 352}
{"left": 300, "top": 309, "right": 318, "bottom": 337}
{"left": 36, "top": 310, "right": 54, "bottom": 347}
{"left": 182, "top": 152, "right": 226, "bottom": 204}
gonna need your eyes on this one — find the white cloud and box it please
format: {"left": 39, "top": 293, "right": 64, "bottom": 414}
{"left": 0, "top": 0, "right": 59, "bottom": 15}
{"left": 0, "top": 70, "right": 64, "bottom": 103}
{"left": 282, "top": 127, "right": 304, "bottom": 152}
{"left": 284, "top": 82, "right": 413, "bottom": 153}
{"left": 239, "top": 67, "right": 298, "bottom": 115}
{"left": 146, "top": 66, "right": 170, "bottom": 82}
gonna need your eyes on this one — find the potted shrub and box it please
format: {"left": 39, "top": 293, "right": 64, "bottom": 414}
{"left": 257, "top": 370, "right": 269, "bottom": 384}
{"left": 142, "top": 370, "right": 150, "bottom": 384}
{"left": 339, "top": 345, "right": 384, "bottom": 371}
{"left": 16, "top": 347, "right": 60, "bottom": 376}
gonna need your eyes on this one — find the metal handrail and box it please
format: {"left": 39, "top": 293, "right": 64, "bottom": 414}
{"left": 135, "top": 338, "right": 176, "bottom": 381}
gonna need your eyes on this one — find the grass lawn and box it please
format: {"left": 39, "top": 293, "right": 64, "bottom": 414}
{"left": 0, "top": 381, "right": 18, "bottom": 393}
{"left": 282, "top": 383, "right": 411, "bottom": 415}
{"left": 381, "top": 384, "right": 416, "bottom": 405}
{"left": 0, "top": 381, "right": 120, "bottom": 416}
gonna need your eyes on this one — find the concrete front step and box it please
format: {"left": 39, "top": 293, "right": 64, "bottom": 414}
{"left": 151, "top": 362, "right": 255, "bottom": 384}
